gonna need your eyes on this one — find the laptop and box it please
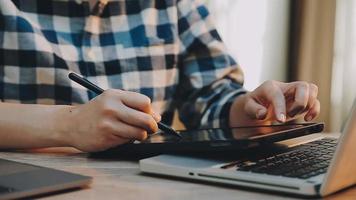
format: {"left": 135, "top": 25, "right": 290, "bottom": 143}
{"left": 140, "top": 100, "right": 356, "bottom": 197}
{"left": 0, "top": 158, "right": 92, "bottom": 200}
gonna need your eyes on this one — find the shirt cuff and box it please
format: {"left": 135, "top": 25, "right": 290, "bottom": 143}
{"left": 200, "top": 88, "right": 247, "bottom": 128}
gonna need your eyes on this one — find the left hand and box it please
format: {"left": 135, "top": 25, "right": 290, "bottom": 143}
{"left": 229, "top": 80, "right": 320, "bottom": 127}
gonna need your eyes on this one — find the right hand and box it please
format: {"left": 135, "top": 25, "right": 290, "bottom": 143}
{"left": 62, "top": 89, "right": 161, "bottom": 152}
{"left": 229, "top": 80, "right": 320, "bottom": 127}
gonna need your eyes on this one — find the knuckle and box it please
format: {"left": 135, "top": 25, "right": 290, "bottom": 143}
{"left": 270, "top": 80, "right": 279, "bottom": 87}
{"left": 264, "top": 80, "right": 281, "bottom": 96}
{"left": 297, "top": 81, "right": 309, "bottom": 91}
{"left": 141, "top": 95, "right": 152, "bottom": 107}
{"left": 265, "top": 80, "right": 277, "bottom": 88}
{"left": 97, "top": 120, "right": 114, "bottom": 133}
{"left": 101, "top": 103, "right": 117, "bottom": 116}
{"left": 102, "top": 89, "right": 113, "bottom": 97}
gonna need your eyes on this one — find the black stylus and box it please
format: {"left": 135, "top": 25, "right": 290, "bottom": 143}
{"left": 68, "top": 72, "right": 182, "bottom": 138}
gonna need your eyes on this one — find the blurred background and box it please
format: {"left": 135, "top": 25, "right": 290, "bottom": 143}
{"left": 203, "top": 0, "right": 356, "bottom": 132}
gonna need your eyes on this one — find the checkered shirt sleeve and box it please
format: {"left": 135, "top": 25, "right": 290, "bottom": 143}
{"left": 175, "top": 0, "right": 246, "bottom": 128}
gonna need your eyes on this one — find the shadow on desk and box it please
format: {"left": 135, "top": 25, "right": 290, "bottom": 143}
{"left": 21, "top": 186, "right": 90, "bottom": 200}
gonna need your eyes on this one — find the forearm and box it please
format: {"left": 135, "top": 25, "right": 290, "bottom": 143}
{"left": 0, "top": 103, "right": 72, "bottom": 149}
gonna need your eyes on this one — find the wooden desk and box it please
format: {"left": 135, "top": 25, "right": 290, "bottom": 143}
{"left": 0, "top": 133, "right": 355, "bottom": 200}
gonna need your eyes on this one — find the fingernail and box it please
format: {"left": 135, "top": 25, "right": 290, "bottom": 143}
{"left": 279, "top": 113, "right": 286, "bottom": 122}
{"left": 306, "top": 115, "right": 313, "bottom": 121}
{"left": 256, "top": 109, "right": 266, "bottom": 119}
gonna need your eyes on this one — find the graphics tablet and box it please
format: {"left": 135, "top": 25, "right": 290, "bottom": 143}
{"left": 92, "top": 123, "right": 324, "bottom": 157}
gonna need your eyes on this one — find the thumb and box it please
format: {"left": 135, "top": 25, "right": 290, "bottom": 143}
{"left": 244, "top": 97, "right": 268, "bottom": 120}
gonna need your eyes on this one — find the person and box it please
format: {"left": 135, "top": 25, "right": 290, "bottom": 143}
{"left": 0, "top": 0, "right": 320, "bottom": 152}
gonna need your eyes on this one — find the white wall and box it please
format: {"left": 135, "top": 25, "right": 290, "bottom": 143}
{"left": 206, "top": 0, "right": 290, "bottom": 90}
{"left": 331, "top": 0, "right": 356, "bottom": 131}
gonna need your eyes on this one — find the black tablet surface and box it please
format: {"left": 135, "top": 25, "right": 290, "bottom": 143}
{"left": 92, "top": 123, "right": 324, "bottom": 157}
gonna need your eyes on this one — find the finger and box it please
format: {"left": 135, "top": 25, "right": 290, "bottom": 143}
{"left": 152, "top": 111, "right": 162, "bottom": 122}
{"left": 102, "top": 89, "right": 160, "bottom": 122}
{"left": 244, "top": 97, "right": 268, "bottom": 120}
{"left": 106, "top": 119, "right": 149, "bottom": 141}
{"left": 116, "top": 103, "right": 158, "bottom": 133}
{"left": 114, "top": 90, "right": 162, "bottom": 123}
{"left": 105, "top": 134, "right": 132, "bottom": 149}
{"left": 262, "top": 82, "right": 287, "bottom": 122}
{"left": 304, "top": 99, "right": 320, "bottom": 121}
{"left": 118, "top": 90, "right": 153, "bottom": 114}
{"left": 88, "top": 131, "right": 131, "bottom": 152}
{"left": 287, "top": 82, "right": 310, "bottom": 117}
{"left": 304, "top": 83, "right": 318, "bottom": 112}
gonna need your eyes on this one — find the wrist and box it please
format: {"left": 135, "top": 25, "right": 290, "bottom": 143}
{"left": 229, "top": 93, "right": 269, "bottom": 127}
{"left": 229, "top": 93, "right": 247, "bottom": 127}
{"left": 51, "top": 105, "right": 76, "bottom": 147}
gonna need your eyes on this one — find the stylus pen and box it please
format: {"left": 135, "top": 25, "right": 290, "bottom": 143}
{"left": 68, "top": 72, "right": 182, "bottom": 138}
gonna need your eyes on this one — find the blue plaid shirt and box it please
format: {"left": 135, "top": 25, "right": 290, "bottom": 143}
{"left": 0, "top": 0, "right": 245, "bottom": 129}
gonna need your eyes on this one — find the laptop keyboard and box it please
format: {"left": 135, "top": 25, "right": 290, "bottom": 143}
{"left": 222, "top": 138, "right": 337, "bottom": 179}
